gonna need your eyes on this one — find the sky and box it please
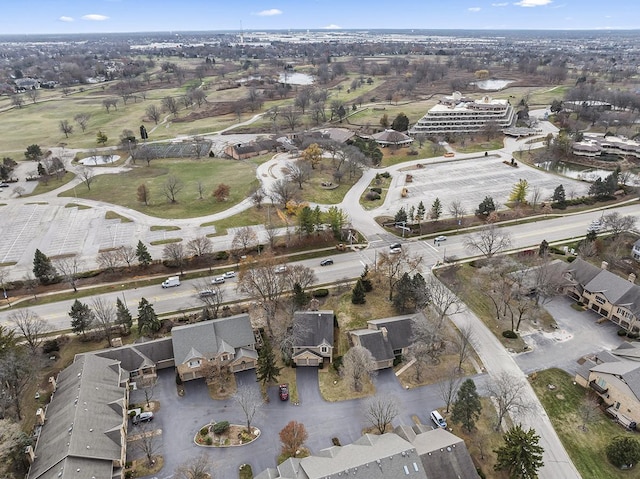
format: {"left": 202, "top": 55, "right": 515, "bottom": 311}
{"left": 2, "top": 0, "right": 640, "bottom": 35}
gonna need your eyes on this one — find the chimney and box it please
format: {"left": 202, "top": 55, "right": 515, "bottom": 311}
{"left": 629, "top": 273, "right": 636, "bottom": 284}
{"left": 48, "top": 376, "right": 57, "bottom": 392}
{"left": 36, "top": 408, "right": 45, "bottom": 425}
{"left": 381, "top": 327, "right": 388, "bottom": 340}
{"left": 25, "top": 445, "right": 35, "bottom": 464}
{"left": 601, "top": 261, "right": 609, "bottom": 270}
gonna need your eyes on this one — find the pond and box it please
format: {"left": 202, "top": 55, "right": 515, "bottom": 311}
{"left": 279, "top": 72, "right": 314, "bottom": 85}
{"left": 535, "top": 160, "right": 621, "bottom": 181}
{"left": 472, "top": 79, "right": 514, "bottom": 90}
{"left": 79, "top": 155, "right": 120, "bottom": 165}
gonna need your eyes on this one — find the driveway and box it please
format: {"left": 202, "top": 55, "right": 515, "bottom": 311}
{"left": 515, "top": 297, "right": 624, "bottom": 375}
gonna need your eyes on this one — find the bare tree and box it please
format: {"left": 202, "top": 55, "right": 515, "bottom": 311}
{"left": 137, "top": 376, "right": 157, "bottom": 407}
{"left": 486, "top": 371, "right": 532, "bottom": 431}
{"left": 199, "top": 361, "right": 231, "bottom": 393}
{"left": 91, "top": 297, "right": 116, "bottom": 347}
{"left": 270, "top": 178, "right": 298, "bottom": 207}
{"left": 237, "top": 254, "right": 289, "bottom": 336}
{"left": 134, "top": 423, "right": 161, "bottom": 467}
{"left": 78, "top": 166, "right": 95, "bottom": 191}
{"left": 528, "top": 258, "right": 567, "bottom": 306}
{"left": 231, "top": 227, "right": 258, "bottom": 256}
{"left": 426, "top": 275, "right": 464, "bottom": 329}
{"left": 74, "top": 113, "right": 91, "bottom": 132}
{"left": 26, "top": 89, "right": 39, "bottom": 104}
{"left": 162, "top": 243, "right": 186, "bottom": 274}
{"left": 529, "top": 186, "right": 542, "bottom": 211}
{"left": 578, "top": 394, "right": 601, "bottom": 432}
{"left": 174, "top": 453, "right": 213, "bottom": 479}
{"left": 117, "top": 245, "right": 137, "bottom": 267}
{"left": 603, "top": 211, "right": 636, "bottom": 238}
{"left": 59, "top": 120, "right": 73, "bottom": 138}
{"left": 364, "top": 395, "right": 399, "bottom": 434}
{"left": 10, "top": 309, "right": 50, "bottom": 354}
{"left": 448, "top": 199, "right": 466, "bottom": 227}
{"left": 54, "top": 256, "right": 82, "bottom": 292}
{"left": 97, "top": 249, "right": 122, "bottom": 272}
{"left": 285, "top": 264, "right": 317, "bottom": 292}
{"left": 464, "top": 224, "right": 512, "bottom": 258}
{"left": 162, "top": 175, "right": 184, "bottom": 203}
{"left": 438, "top": 368, "right": 463, "bottom": 413}
{"left": 233, "top": 385, "right": 263, "bottom": 433}
{"left": 251, "top": 186, "right": 266, "bottom": 209}
{"left": 162, "top": 96, "right": 179, "bottom": 116}
{"left": 194, "top": 280, "right": 223, "bottom": 319}
{"left": 0, "top": 348, "right": 38, "bottom": 420}
{"left": 341, "top": 345, "right": 376, "bottom": 392}
{"left": 281, "top": 106, "right": 301, "bottom": 131}
{"left": 377, "top": 250, "right": 423, "bottom": 301}
{"left": 286, "top": 161, "right": 312, "bottom": 189}
{"left": 137, "top": 183, "right": 150, "bottom": 205}
{"left": 410, "top": 312, "right": 444, "bottom": 364}
{"left": 454, "top": 323, "right": 474, "bottom": 373}
{"left": 186, "top": 236, "right": 212, "bottom": 257}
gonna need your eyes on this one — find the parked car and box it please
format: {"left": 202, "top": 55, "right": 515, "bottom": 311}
{"left": 198, "top": 289, "right": 216, "bottom": 298}
{"left": 587, "top": 221, "right": 603, "bottom": 232}
{"left": 435, "top": 235, "right": 447, "bottom": 242}
{"left": 430, "top": 410, "right": 447, "bottom": 429}
{"left": 161, "top": 276, "right": 180, "bottom": 288}
{"left": 0, "top": 183, "right": 9, "bottom": 188}
{"left": 274, "top": 265, "right": 287, "bottom": 274}
{"left": 133, "top": 411, "right": 154, "bottom": 425}
{"left": 223, "top": 271, "right": 236, "bottom": 278}
{"left": 279, "top": 384, "right": 289, "bottom": 401}
{"left": 320, "top": 258, "right": 334, "bottom": 266}
{"left": 211, "top": 276, "right": 225, "bottom": 284}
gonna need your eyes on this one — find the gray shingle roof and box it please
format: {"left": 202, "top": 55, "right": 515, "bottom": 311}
{"left": 351, "top": 329, "right": 394, "bottom": 362}
{"left": 293, "top": 311, "right": 334, "bottom": 349}
{"left": 83, "top": 337, "right": 174, "bottom": 374}
{"left": 367, "top": 315, "right": 414, "bottom": 352}
{"left": 567, "top": 258, "right": 602, "bottom": 286}
{"left": 28, "top": 355, "right": 127, "bottom": 479}
{"left": 171, "top": 314, "right": 255, "bottom": 365}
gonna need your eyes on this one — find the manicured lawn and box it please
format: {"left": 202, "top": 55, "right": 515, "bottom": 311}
{"left": 454, "top": 138, "right": 504, "bottom": 154}
{"left": 27, "top": 171, "right": 76, "bottom": 196}
{"left": 531, "top": 369, "right": 640, "bottom": 479}
{"left": 360, "top": 174, "right": 392, "bottom": 210}
{"left": 59, "top": 158, "right": 258, "bottom": 219}
{"left": 201, "top": 205, "right": 288, "bottom": 235}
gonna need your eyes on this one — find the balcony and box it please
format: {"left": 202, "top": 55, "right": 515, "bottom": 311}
{"left": 589, "top": 379, "right": 608, "bottom": 394}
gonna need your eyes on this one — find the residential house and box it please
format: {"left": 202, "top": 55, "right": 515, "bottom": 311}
{"left": 255, "top": 426, "right": 477, "bottom": 479}
{"left": 291, "top": 310, "right": 334, "bottom": 367}
{"left": 171, "top": 314, "right": 258, "bottom": 381}
{"left": 575, "top": 342, "right": 640, "bottom": 427}
{"left": 565, "top": 258, "right": 640, "bottom": 332}
{"left": 367, "top": 315, "right": 414, "bottom": 357}
{"left": 633, "top": 239, "right": 640, "bottom": 261}
{"left": 27, "top": 354, "right": 129, "bottom": 479}
{"left": 409, "top": 91, "right": 515, "bottom": 136}
{"left": 83, "top": 337, "right": 174, "bottom": 384}
{"left": 349, "top": 328, "right": 395, "bottom": 370}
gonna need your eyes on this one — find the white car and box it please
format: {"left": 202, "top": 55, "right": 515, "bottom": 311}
{"left": 587, "top": 221, "right": 603, "bottom": 232}
{"left": 435, "top": 235, "right": 447, "bottom": 242}
{"left": 211, "top": 276, "right": 225, "bottom": 284}
{"left": 223, "top": 271, "right": 236, "bottom": 279}
{"left": 274, "top": 265, "right": 287, "bottom": 274}
{"left": 133, "top": 411, "right": 154, "bottom": 425}
{"left": 198, "top": 289, "right": 216, "bottom": 298}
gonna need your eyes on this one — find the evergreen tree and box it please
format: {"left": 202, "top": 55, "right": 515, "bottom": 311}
{"left": 451, "top": 379, "right": 482, "bottom": 432}
{"left": 137, "top": 297, "right": 161, "bottom": 336}
{"left": 33, "top": 248, "right": 57, "bottom": 284}
{"left": 292, "top": 283, "right": 310, "bottom": 309}
{"left": 351, "top": 279, "right": 366, "bottom": 304}
{"left": 606, "top": 436, "right": 640, "bottom": 469}
{"left": 430, "top": 197, "right": 442, "bottom": 221}
{"left": 415, "top": 201, "right": 426, "bottom": 233}
{"left": 552, "top": 184, "right": 566, "bottom": 208}
{"left": 393, "top": 273, "right": 413, "bottom": 312}
{"left": 69, "top": 299, "right": 94, "bottom": 339}
{"left": 394, "top": 207, "right": 408, "bottom": 224}
{"left": 256, "top": 337, "right": 282, "bottom": 385}
{"left": 538, "top": 239, "right": 549, "bottom": 257}
{"left": 476, "top": 196, "right": 496, "bottom": 216}
{"left": 115, "top": 297, "right": 133, "bottom": 334}
{"left": 410, "top": 273, "right": 429, "bottom": 309}
{"left": 136, "top": 240, "right": 152, "bottom": 266}
{"left": 391, "top": 112, "right": 409, "bottom": 132}
{"left": 360, "top": 265, "right": 373, "bottom": 292}
{"left": 494, "top": 424, "right": 544, "bottom": 479}
{"left": 298, "top": 206, "right": 315, "bottom": 236}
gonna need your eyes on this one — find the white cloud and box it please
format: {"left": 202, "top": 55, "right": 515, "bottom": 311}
{"left": 514, "top": 0, "right": 552, "bottom": 6}
{"left": 468, "top": 7, "right": 481, "bottom": 12}
{"left": 322, "top": 24, "right": 342, "bottom": 29}
{"left": 255, "top": 9, "right": 283, "bottom": 16}
{"left": 491, "top": 2, "right": 509, "bottom": 6}
{"left": 82, "top": 14, "right": 109, "bottom": 21}
{"left": 59, "top": 16, "right": 74, "bottom": 22}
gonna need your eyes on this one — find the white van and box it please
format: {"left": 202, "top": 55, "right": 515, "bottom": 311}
{"left": 161, "top": 276, "right": 180, "bottom": 288}
{"left": 430, "top": 410, "right": 447, "bottom": 429}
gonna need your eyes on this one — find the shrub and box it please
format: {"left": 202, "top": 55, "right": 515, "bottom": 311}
{"left": 370, "top": 187, "right": 382, "bottom": 194}
{"left": 333, "top": 355, "right": 343, "bottom": 372}
{"left": 549, "top": 247, "right": 566, "bottom": 255}
{"left": 175, "top": 372, "right": 183, "bottom": 385}
{"left": 206, "top": 436, "right": 213, "bottom": 445}
{"left": 380, "top": 172, "right": 391, "bottom": 178}
{"left": 312, "top": 288, "right": 329, "bottom": 298}
{"left": 618, "top": 329, "right": 628, "bottom": 336}
{"left": 502, "top": 330, "right": 518, "bottom": 339}
{"left": 215, "top": 251, "right": 229, "bottom": 260}
{"left": 129, "top": 411, "right": 137, "bottom": 418}
{"left": 365, "top": 191, "right": 381, "bottom": 201}
{"left": 567, "top": 256, "right": 576, "bottom": 263}
{"left": 200, "top": 427, "right": 209, "bottom": 436}
{"left": 627, "top": 331, "right": 639, "bottom": 340}
{"left": 332, "top": 437, "right": 341, "bottom": 446}
{"left": 476, "top": 467, "right": 486, "bottom": 479}
{"left": 42, "top": 339, "right": 60, "bottom": 354}
{"left": 213, "top": 421, "right": 230, "bottom": 434}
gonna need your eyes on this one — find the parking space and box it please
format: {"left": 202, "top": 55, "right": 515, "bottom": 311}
{"left": 0, "top": 204, "right": 48, "bottom": 263}
{"left": 99, "top": 219, "right": 137, "bottom": 251}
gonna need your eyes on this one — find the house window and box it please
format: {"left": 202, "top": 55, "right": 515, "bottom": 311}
{"left": 188, "top": 360, "right": 201, "bottom": 368}
{"left": 221, "top": 354, "right": 228, "bottom": 361}
{"left": 595, "top": 296, "right": 606, "bottom": 305}
{"left": 598, "top": 378, "right": 607, "bottom": 389}
{"left": 321, "top": 346, "right": 328, "bottom": 353}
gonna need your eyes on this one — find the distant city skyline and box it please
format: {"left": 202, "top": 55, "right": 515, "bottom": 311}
{"left": 2, "top": 0, "right": 640, "bottom": 35}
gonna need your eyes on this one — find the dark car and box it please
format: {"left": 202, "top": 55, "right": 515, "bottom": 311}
{"left": 320, "top": 258, "right": 334, "bottom": 266}
{"left": 279, "top": 384, "right": 289, "bottom": 401}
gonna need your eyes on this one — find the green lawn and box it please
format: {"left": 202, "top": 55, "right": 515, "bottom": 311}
{"left": 531, "top": 369, "right": 640, "bottom": 479}
{"left": 58, "top": 157, "right": 258, "bottom": 219}
{"left": 360, "top": 174, "right": 392, "bottom": 209}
